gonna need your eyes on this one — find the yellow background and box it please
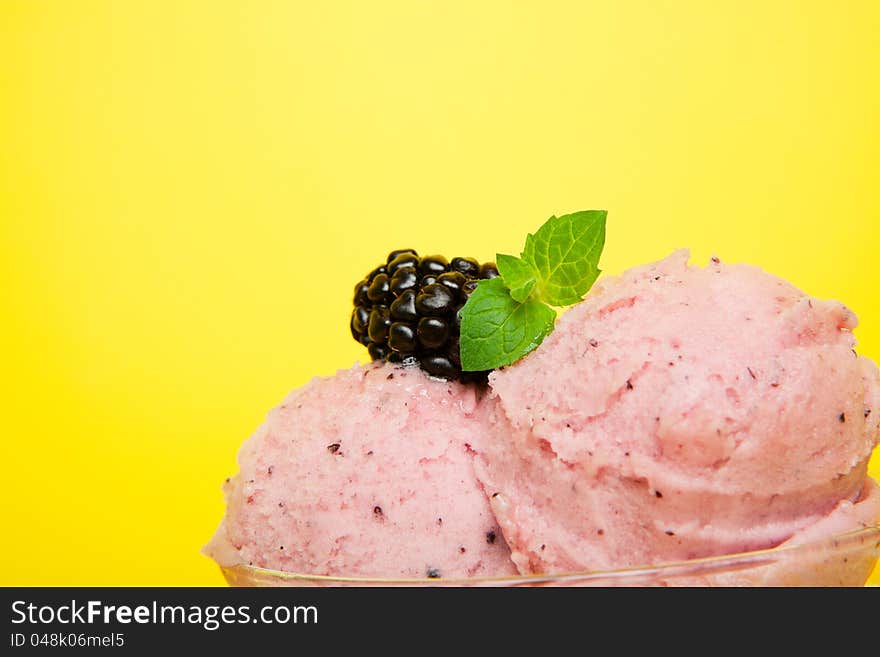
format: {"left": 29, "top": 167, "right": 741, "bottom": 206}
{"left": 2, "top": 1, "right": 878, "bottom": 586}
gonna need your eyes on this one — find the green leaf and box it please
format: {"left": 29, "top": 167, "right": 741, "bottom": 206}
{"left": 496, "top": 253, "right": 538, "bottom": 303}
{"left": 459, "top": 277, "right": 557, "bottom": 371}
{"left": 521, "top": 210, "right": 606, "bottom": 306}
{"left": 457, "top": 209, "right": 608, "bottom": 372}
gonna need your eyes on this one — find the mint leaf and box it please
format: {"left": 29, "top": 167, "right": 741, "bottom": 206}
{"left": 496, "top": 253, "right": 538, "bottom": 303}
{"left": 521, "top": 210, "right": 606, "bottom": 306}
{"left": 459, "top": 209, "right": 607, "bottom": 372}
{"left": 460, "top": 278, "right": 556, "bottom": 371}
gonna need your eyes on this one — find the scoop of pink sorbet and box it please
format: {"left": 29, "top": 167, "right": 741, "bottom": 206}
{"left": 475, "top": 250, "right": 880, "bottom": 575}
{"left": 205, "top": 361, "right": 516, "bottom": 580}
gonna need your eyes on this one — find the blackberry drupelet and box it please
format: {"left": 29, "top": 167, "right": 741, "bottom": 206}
{"left": 350, "top": 250, "right": 499, "bottom": 381}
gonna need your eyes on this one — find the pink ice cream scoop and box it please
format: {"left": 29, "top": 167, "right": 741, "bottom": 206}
{"left": 475, "top": 250, "right": 880, "bottom": 575}
{"left": 205, "top": 361, "right": 516, "bottom": 580}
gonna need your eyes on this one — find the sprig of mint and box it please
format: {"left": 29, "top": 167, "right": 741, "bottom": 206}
{"left": 460, "top": 210, "right": 607, "bottom": 371}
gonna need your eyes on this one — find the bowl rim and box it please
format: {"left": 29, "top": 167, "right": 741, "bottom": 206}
{"left": 219, "top": 522, "right": 880, "bottom": 585}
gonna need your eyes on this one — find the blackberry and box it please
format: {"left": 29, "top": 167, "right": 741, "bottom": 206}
{"left": 350, "top": 249, "right": 496, "bottom": 381}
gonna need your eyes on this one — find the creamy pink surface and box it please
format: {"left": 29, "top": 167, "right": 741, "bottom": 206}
{"left": 476, "top": 250, "right": 880, "bottom": 575}
{"left": 205, "top": 361, "right": 516, "bottom": 579}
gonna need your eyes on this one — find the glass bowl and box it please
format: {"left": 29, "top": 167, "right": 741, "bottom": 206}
{"left": 219, "top": 523, "right": 880, "bottom": 587}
